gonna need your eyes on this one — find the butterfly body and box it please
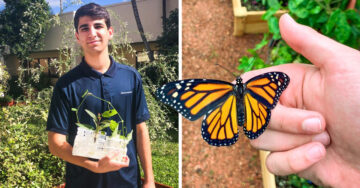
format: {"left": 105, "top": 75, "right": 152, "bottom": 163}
{"left": 156, "top": 72, "right": 289, "bottom": 146}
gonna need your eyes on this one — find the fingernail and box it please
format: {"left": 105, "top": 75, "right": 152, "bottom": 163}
{"left": 306, "top": 145, "right": 325, "bottom": 162}
{"left": 302, "top": 118, "right": 322, "bottom": 133}
{"left": 312, "top": 132, "right": 330, "bottom": 145}
{"left": 283, "top": 13, "right": 295, "bottom": 23}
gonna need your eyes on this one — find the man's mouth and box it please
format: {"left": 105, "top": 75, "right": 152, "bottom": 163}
{"left": 88, "top": 40, "right": 101, "bottom": 44}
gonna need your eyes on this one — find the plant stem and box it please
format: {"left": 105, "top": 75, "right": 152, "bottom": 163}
{"left": 74, "top": 91, "right": 126, "bottom": 137}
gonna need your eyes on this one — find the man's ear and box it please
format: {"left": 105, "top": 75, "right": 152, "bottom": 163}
{"left": 108, "top": 27, "right": 114, "bottom": 40}
{"left": 75, "top": 31, "right": 80, "bottom": 43}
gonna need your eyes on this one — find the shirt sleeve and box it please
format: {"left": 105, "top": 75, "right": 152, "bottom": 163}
{"left": 134, "top": 74, "right": 150, "bottom": 125}
{"left": 46, "top": 83, "right": 70, "bottom": 135}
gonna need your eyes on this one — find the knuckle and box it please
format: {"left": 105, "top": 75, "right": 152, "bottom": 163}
{"left": 287, "top": 152, "right": 302, "bottom": 173}
{"left": 265, "top": 155, "right": 276, "bottom": 174}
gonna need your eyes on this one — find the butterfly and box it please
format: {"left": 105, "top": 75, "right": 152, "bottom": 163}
{"left": 156, "top": 72, "right": 290, "bottom": 146}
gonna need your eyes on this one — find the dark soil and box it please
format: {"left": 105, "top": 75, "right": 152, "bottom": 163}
{"left": 241, "top": 0, "right": 267, "bottom": 11}
{"left": 182, "top": 0, "right": 265, "bottom": 187}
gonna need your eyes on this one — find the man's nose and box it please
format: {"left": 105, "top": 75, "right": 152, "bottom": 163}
{"left": 88, "top": 27, "right": 97, "bottom": 38}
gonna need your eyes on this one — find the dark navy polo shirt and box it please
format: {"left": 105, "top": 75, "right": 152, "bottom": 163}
{"left": 46, "top": 56, "right": 150, "bottom": 188}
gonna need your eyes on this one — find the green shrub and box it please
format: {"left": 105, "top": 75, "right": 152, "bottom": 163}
{"left": 0, "top": 95, "right": 13, "bottom": 103}
{"left": 276, "top": 175, "right": 322, "bottom": 188}
{"left": 137, "top": 8, "right": 179, "bottom": 141}
{"left": 139, "top": 54, "right": 178, "bottom": 141}
{"left": 0, "top": 62, "right": 10, "bottom": 98}
{"left": 0, "top": 88, "right": 65, "bottom": 187}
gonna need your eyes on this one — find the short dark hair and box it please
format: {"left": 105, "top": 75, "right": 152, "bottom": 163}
{"left": 74, "top": 3, "right": 111, "bottom": 32}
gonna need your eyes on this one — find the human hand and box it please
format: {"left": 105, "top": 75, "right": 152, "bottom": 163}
{"left": 90, "top": 152, "right": 129, "bottom": 173}
{"left": 142, "top": 179, "right": 156, "bottom": 188}
{"left": 245, "top": 14, "right": 360, "bottom": 187}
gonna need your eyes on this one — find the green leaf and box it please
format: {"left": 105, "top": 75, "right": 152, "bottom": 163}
{"left": 346, "top": 10, "right": 360, "bottom": 25}
{"left": 309, "top": 5, "right": 321, "bottom": 15}
{"left": 253, "top": 58, "right": 266, "bottom": 70}
{"left": 288, "top": 0, "right": 309, "bottom": 19}
{"left": 334, "top": 12, "right": 351, "bottom": 43}
{"left": 262, "top": 7, "right": 278, "bottom": 21}
{"left": 291, "top": 0, "right": 305, "bottom": 7}
{"left": 71, "top": 108, "right": 77, "bottom": 112}
{"left": 238, "top": 56, "right": 254, "bottom": 72}
{"left": 254, "top": 34, "right": 269, "bottom": 51}
{"left": 81, "top": 90, "right": 89, "bottom": 98}
{"left": 99, "top": 124, "right": 110, "bottom": 131}
{"left": 325, "top": 9, "right": 341, "bottom": 35}
{"left": 247, "top": 49, "right": 258, "bottom": 56}
{"left": 109, "top": 120, "right": 119, "bottom": 132}
{"left": 316, "top": 11, "right": 328, "bottom": 24}
{"left": 267, "top": 0, "right": 280, "bottom": 9}
{"left": 85, "top": 109, "right": 97, "bottom": 121}
{"left": 126, "top": 130, "right": 133, "bottom": 141}
{"left": 100, "top": 120, "right": 111, "bottom": 125}
{"left": 76, "top": 123, "right": 94, "bottom": 130}
{"left": 102, "top": 109, "right": 118, "bottom": 118}
{"left": 244, "top": 57, "right": 256, "bottom": 72}
{"left": 268, "top": 17, "right": 280, "bottom": 40}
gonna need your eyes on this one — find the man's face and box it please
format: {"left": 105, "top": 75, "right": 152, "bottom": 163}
{"left": 75, "top": 16, "right": 113, "bottom": 54}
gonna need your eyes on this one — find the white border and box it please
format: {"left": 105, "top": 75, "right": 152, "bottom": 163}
{"left": 178, "top": 0, "right": 182, "bottom": 187}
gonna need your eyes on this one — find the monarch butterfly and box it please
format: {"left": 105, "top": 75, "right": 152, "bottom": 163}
{"left": 156, "top": 72, "right": 290, "bottom": 146}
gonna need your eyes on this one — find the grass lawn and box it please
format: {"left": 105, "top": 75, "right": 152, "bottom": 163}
{"left": 141, "top": 139, "right": 179, "bottom": 188}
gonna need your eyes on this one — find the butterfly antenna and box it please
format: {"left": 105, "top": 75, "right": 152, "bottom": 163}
{"left": 215, "top": 63, "right": 238, "bottom": 78}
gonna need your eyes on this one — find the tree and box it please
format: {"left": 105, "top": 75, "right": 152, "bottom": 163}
{"left": 131, "top": 0, "right": 154, "bottom": 62}
{"left": 157, "top": 8, "right": 178, "bottom": 56}
{"left": 0, "top": 0, "right": 52, "bottom": 62}
{"left": 59, "top": 0, "right": 83, "bottom": 15}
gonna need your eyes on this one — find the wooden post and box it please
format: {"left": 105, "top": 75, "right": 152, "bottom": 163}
{"left": 259, "top": 150, "right": 276, "bottom": 188}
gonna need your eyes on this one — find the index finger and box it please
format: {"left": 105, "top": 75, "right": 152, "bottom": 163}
{"left": 241, "top": 63, "right": 314, "bottom": 109}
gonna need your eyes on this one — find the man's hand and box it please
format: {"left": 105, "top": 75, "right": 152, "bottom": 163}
{"left": 90, "top": 152, "right": 129, "bottom": 173}
{"left": 136, "top": 122, "right": 155, "bottom": 188}
{"left": 245, "top": 14, "right": 360, "bottom": 187}
{"left": 48, "top": 132, "right": 128, "bottom": 174}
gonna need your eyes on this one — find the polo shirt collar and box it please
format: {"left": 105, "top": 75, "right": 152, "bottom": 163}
{"left": 79, "top": 56, "right": 117, "bottom": 78}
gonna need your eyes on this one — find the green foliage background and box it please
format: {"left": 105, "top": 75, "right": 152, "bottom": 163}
{"left": 0, "top": 0, "right": 52, "bottom": 61}
{"left": 238, "top": 0, "right": 360, "bottom": 72}
{"left": 0, "top": 89, "right": 66, "bottom": 187}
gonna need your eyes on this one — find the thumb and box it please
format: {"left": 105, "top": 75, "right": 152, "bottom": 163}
{"left": 279, "top": 14, "right": 356, "bottom": 72}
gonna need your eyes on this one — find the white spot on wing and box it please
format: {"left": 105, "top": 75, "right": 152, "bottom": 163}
{"left": 172, "top": 92, "right": 178, "bottom": 98}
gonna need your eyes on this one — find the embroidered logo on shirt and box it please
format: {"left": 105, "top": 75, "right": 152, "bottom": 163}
{"left": 120, "top": 91, "right": 133, "bottom": 94}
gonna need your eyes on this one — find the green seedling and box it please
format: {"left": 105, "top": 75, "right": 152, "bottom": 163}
{"left": 72, "top": 90, "right": 127, "bottom": 142}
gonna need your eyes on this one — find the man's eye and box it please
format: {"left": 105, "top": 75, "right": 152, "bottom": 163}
{"left": 95, "top": 26, "right": 103, "bottom": 29}
{"left": 81, "top": 28, "right": 88, "bottom": 31}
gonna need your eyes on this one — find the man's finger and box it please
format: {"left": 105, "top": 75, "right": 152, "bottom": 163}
{"left": 241, "top": 63, "right": 321, "bottom": 109}
{"left": 269, "top": 104, "right": 326, "bottom": 134}
{"left": 266, "top": 142, "right": 326, "bottom": 176}
{"left": 250, "top": 129, "right": 330, "bottom": 151}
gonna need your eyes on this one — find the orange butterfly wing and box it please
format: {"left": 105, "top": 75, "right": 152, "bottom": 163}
{"left": 241, "top": 72, "right": 289, "bottom": 139}
{"left": 201, "top": 95, "right": 239, "bottom": 146}
{"left": 156, "top": 79, "right": 234, "bottom": 120}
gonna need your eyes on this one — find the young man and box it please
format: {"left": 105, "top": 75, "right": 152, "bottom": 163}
{"left": 47, "top": 3, "right": 155, "bottom": 187}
